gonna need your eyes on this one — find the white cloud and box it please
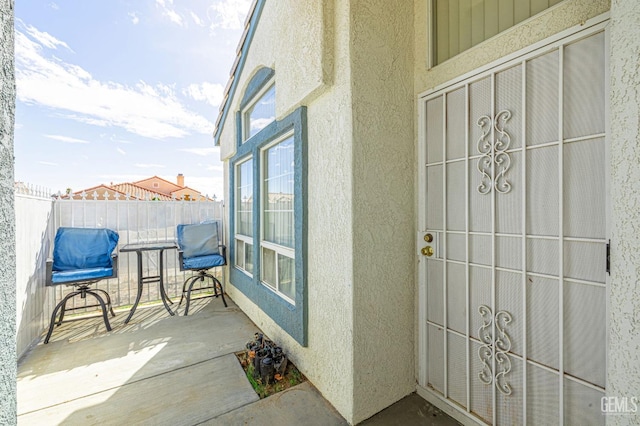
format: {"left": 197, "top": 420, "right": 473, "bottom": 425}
{"left": 111, "top": 136, "right": 132, "bottom": 144}
{"left": 38, "top": 161, "right": 58, "bottom": 166}
{"left": 117, "top": 147, "right": 126, "bottom": 155}
{"left": 128, "top": 12, "right": 140, "bottom": 25}
{"left": 135, "top": 163, "right": 165, "bottom": 168}
{"left": 18, "top": 19, "right": 72, "bottom": 52}
{"left": 165, "top": 9, "right": 184, "bottom": 26}
{"left": 183, "top": 82, "right": 223, "bottom": 107}
{"left": 250, "top": 117, "right": 274, "bottom": 131}
{"left": 15, "top": 25, "right": 214, "bottom": 139}
{"left": 49, "top": 2, "right": 59, "bottom": 10}
{"left": 156, "top": 0, "right": 184, "bottom": 26}
{"left": 190, "top": 11, "right": 204, "bottom": 27}
{"left": 43, "top": 134, "right": 90, "bottom": 144}
{"left": 207, "top": 0, "right": 251, "bottom": 30}
{"left": 179, "top": 147, "right": 219, "bottom": 156}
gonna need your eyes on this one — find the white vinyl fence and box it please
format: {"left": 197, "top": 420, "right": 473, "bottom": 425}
{"left": 51, "top": 195, "right": 225, "bottom": 312}
{"left": 16, "top": 185, "right": 226, "bottom": 358}
{"left": 15, "top": 188, "right": 55, "bottom": 359}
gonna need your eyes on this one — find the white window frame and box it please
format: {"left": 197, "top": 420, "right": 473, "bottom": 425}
{"left": 242, "top": 80, "right": 276, "bottom": 142}
{"left": 259, "top": 131, "right": 296, "bottom": 304}
{"left": 234, "top": 157, "right": 254, "bottom": 277}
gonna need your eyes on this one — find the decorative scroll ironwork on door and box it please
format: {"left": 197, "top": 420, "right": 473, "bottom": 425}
{"left": 478, "top": 305, "right": 513, "bottom": 396}
{"left": 477, "top": 110, "right": 512, "bottom": 195}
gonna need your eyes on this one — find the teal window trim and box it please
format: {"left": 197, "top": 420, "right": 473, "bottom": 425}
{"left": 240, "top": 68, "right": 276, "bottom": 143}
{"left": 230, "top": 106, "right": 307, "bottom": 346}
{"left": 240, "top": 67, "right": 275, "bottom": 110}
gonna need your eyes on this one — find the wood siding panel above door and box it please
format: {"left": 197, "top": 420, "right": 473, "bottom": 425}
{"left": 459, "top": 0, "right": 472, "bottom": 53}
{"left": 448, "top": 0, "right": 460, "bottom": 59}
{"left": 436, "top": 0, "right": 450, "bottom": 65}
{"left": 471, "top": 0, "right": 485, "bottom": 46}
{"left": 484, "top": 0, "right": 500, "bottom": 40}
{"left": 530, "top": 0, "right": 549, "bottom": 15}
{"left": 433, "top": 0, "right": 568, "bottom": 64}
{"left": 498, "top": 0, "right": 515, "bottom": 32}
{"left": 514, "top": 0, "right": 531, "bottom": 24}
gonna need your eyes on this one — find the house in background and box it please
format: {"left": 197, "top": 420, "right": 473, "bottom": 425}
{"left": 213, "top": 0, "right": 639, "bottom": 425}
{"left": 66, "top": 174, "right": 213, "bottom": 201}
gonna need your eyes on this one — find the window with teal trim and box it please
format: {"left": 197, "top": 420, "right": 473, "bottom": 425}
{"left": 261, "top": 133, "right": 295, "bottom": 303}
{"left": 235, "top": 157, "right": 254, "bottom": 275}
{"left": 230, "top": 69, "right": 307, "bottom": 345}
{"left": 243, "top": 83, "right": 275, "bottom": 141}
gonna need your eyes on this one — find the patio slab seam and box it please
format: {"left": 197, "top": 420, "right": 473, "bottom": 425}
{"left": 18, "top": 351, "right": 238, "bottom": 417}
{"left": 18, "top": 353, "right": 260, "bottom": 425}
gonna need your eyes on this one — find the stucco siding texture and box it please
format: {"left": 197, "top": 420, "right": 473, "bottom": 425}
{"left": 219, "top": 0, "right": 357, "bottom": 422}
{"left": 414, "top": 0, "right": 610, "bottom": 95}
{"left": 609, "top": 2, "right": 640, "bottom": 425}
{"left": 219, "top": 0, "right": 329, "bottom": 160}
{"left": 349, "top": 0, "right": 415, "bottom": 423}
{"left": 219, "top": 0, "right": 419, "bottom": 422}
{"left": 0, "top": 0, "right": 16, "bottom": 424}
{"left": 304, "top": 0, "right": 355, "bottom": 419}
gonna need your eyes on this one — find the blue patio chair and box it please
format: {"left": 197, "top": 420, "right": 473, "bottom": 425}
{"left": 44, "top": 227, "right": 119, "bottom": 343}
{"left": 177, "top": 221, "right": 228, "bottom": 315}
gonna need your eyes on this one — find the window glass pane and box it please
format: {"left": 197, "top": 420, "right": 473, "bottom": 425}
{"left": 262, "top": 247, "right": 277, "bottom": 288}
{"left": 263, "top": 136, "right": 294, "bottom": 248}
{"left": 246, "top": 84, "right": 275, "bottom": 139}
{"left": 236, "top": 159, "right": 253, "bottom": 237}
{"left": 245, "top": 243, "right": 254, "bottom": 274}
{"left": 236, "top": 239, "right": 244, "bottom": 269}
{"left": 278, "top": 254, "right": 295, "bottom": 300}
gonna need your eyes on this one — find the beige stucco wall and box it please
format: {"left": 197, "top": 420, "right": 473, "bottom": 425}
{"left": 218, "top": 0, "right": 356, "bottom": 421}
{"left": 414, "top": 0, "right": 610, "bottom": 94}
{"left": 349, "top": 0, "right": 415, "bottom": 423}
{"left": 218, "top": 0, "right": 331, "bottom": 161}
{"left": 608, "top": 1, "right": 640, "bottom": 425}
{"left": 218, "top": 1, "right": 416, "bottom": 423}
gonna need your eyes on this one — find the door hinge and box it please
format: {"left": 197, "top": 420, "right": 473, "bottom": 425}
{"left": 606, "top": 240, "right": 611, "bottom": 275}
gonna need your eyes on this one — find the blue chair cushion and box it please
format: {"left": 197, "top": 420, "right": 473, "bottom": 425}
{"left": 177, "top": 222, "right": 220, "bottom": 258}
{"left": 183, "top": 254, "right": 225, "bottom": 270}
{"left": 51, "top": 267, "right": 115, "bottom": 284}
{"left": 53, "top": 227, "right": 119, "bottom": 271}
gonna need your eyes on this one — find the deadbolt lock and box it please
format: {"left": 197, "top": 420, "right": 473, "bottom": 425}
{"left": 424, "top": 233, "right": 433, "bottom": 243}
{"left": 421, "top": 246, "right": 434, "bottom": 257}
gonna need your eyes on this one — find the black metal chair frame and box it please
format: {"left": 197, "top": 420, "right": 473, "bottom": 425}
{"left": 44, "top": 255, "right": 118, "bottom": 344}
{"left": 178, "top": 245, "right": 228, "bottom": 315}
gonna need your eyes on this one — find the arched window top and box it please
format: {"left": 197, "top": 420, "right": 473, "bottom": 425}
{"left": 240, "top": 67, "right": 276, "bottom": 142}
{"left": 240, "top": 67, "right": 275, "bottom": 109}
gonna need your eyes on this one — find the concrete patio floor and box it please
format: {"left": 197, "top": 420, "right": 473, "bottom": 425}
{"left": 17, "top": 296, "right": 459, "bottom": 426}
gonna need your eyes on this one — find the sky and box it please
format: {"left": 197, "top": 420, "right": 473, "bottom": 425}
{"left": 14, "top": 0, "right": 251, "bottom": 199}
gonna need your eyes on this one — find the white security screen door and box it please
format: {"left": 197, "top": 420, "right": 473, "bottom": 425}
{"left": 418, "top": 23, "right": 608, "bottom": 426}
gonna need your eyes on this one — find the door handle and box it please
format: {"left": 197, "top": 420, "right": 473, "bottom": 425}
{"left": 421, "top": 246, "right": 434, "bottom": 257}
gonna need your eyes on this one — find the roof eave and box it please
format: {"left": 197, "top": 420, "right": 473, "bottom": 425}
{"left": 212, "top": 0, "right": 265, "bottom": 146}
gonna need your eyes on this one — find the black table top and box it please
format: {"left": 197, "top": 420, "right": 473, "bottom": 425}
{"left": 120, "top": 240, "right": 178, "bottom": 252}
